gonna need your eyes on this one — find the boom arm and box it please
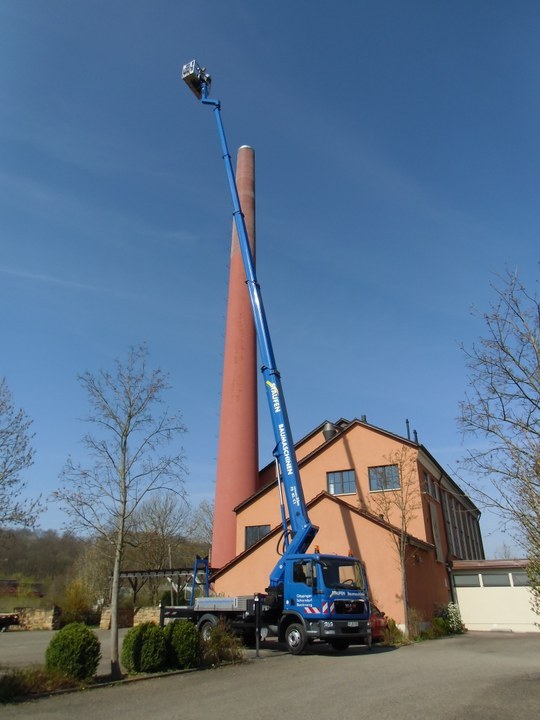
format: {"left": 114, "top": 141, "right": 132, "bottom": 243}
{"left": 182, "top": 61, "right": 318, "bottom": 584}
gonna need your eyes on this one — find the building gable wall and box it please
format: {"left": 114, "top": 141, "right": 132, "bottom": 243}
{"left": 225, "top": 420, "right": 482, "bottom": 626}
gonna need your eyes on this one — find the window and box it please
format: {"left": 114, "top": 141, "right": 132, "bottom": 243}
{"left": 423, "top": 471, "right": 439, "bottom": 501}
{"left": 327, "top": 469, "right": 356, "bottom": 495}
{"left": 482, "top": 573, "right": 510, "bottom": 587}
{"left": 429, "top": 502, "right": 443, "bottom": 562}
{"left": 245, "top": 525, "right": 270, "bottom": 550}
{"left": 368, "top": 464, "right": 400, "bottom": 491}
{"left": 292, "top": 560, "right": 315, "bottom": 586}
{"left": 511, "top": 572, "right": 530, "bottom": 587}
{"left": 453, "top": 574, "right": 480, "bottom": 587}
{"left": 319, "top": 557, "right": 366, "bottom": 591}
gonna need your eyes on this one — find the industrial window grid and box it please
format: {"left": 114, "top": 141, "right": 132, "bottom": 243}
{"left": 368, "top": 464, "right": 400, "bottom": 492}
{"left": 327, "top": 469, "right": 356, "bottom": 495}
{"left": 245, "top": 524, "right": 271, "bottom": 550}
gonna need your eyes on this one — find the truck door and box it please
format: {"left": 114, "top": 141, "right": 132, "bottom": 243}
{"left": 289, "top": 559, "right": 316, "bottom": 612}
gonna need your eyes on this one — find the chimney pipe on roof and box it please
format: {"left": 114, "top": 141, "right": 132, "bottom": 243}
{"left": 406, "top": 419, "right": 411, "bottom": 440}
{"left": 322, "top": 421, "right": 338, "bottom": 442}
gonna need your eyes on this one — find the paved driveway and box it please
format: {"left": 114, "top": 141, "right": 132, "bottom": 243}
{"left": 1, "top": 632, "right": 539, "bottom": 719}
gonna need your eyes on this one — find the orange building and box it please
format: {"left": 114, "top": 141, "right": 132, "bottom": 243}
{"left": 212, "top": 417, "right": 484, "bottom": 628}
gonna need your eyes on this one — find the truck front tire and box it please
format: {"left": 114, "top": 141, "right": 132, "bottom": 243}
{"left": 285, "top": 623, "right": 308, "bottom": 655}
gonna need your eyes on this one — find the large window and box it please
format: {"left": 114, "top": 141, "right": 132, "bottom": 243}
{"left": 368, "top": 464, "right": 400, "bottom": 491}
{"left": 245, "top": 525, "right": 270, "bottom": 550}
{"left": 327, "top": 469, "right": 356, "bottom": 495}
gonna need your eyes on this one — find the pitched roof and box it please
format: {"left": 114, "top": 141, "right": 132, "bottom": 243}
{"left": 249, "top": 416, "right": 480, "bottom": 515}
{"left": 212, "top": 490, "right": 434, "bottom": 580}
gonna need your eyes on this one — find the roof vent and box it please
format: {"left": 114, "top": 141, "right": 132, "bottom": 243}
{"left": 322, "top": 421, "right": 338, "bottom": 442}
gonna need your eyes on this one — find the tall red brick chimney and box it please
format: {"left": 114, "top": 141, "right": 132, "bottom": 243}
{"left": 211, "top": 146, "right": 258, "bottom": 569}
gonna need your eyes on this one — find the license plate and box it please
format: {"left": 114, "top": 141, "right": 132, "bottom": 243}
{"left": 347, "top": 621, "right": 359, "bottom": 627}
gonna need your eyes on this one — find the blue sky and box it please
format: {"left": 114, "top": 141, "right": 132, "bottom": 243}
{"left": 1, "top": 1, "right": 538, "bottom": 558}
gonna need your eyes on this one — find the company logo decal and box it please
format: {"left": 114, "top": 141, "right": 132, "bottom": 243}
{"left": 266, "top": 381, "right": 281, "bottom": 413}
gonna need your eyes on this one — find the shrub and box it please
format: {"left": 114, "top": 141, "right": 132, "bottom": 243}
{"left": 58, "top": 579, "right": 99, "bottom": 627}
{"left": 165, "top": 621, "right": 201, "bottom": 669}
{"left": 446, "top": 602, "right": 465, "bottom": 633}
{"left": 120, "top": 625, "right": 141, "bottom": 672}
{"left": 139, "top": 625, "right": 168, "bottom": 673}
{"left": 45, "top": 623, "right": 101, "bottom": 681}
{"left": 201, "top": 619, "right": 243, "bottom": 666}
{"left": 434, "top": 602, "right": 465, "bottom": 634}
{"left": 430, "top": 616, "right": 449, "bottom": 637}
{"left": 121, "top": 622, "right": 168, "bottom": 674}
{"left": 407, "top": 606, "right": 424, "bottom": 641}
{"left": 382, "top": 618, "right": 407, "bottom": 645}
{"left": 0, "top": 666, "right": 80, "bottom": 703}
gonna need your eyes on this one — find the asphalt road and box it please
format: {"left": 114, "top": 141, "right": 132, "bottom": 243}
{"left": 1, "top": 632, "right": 539, "bottom": 719}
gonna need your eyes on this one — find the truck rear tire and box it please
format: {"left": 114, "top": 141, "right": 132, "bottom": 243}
{"left": 285, "top": 623, "right": 307, "bottom": 655}
{"left": 199, "top": 615, "right": 218, "bottom": 642}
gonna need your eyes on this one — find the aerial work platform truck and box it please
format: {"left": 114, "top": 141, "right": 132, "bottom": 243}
{"left": 169, "top": 61, "right": 371, "bottom": 654}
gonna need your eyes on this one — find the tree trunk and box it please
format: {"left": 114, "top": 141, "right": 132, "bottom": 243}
{"left": 109, "top": 536, "right": 123, "bottom": 679}
{"left": 110, "top": 445, "right": 127, "bottom": 680}
{"left": 400, "top": 533, "right": 409, "bottom": 637}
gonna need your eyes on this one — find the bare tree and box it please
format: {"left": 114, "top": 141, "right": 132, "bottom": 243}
{"left": 72, "top": 538, "right": 113, "bottom": 608}
{"left": 128, "top": 492, "right": 192, "bottom": 603}
{"left": 458, "top": 271, "right": 539, "bottom": 615}
{"left": 0, "top": 378, "right": 40, "bottom": 529}
{"left": 188, "top": 498, "right": 214, "bottom": 547}
{"left": 54, "top": 345, "right": 186, "bottom": 678}
{"left": 368, "top": 446, "right": 421, "bottom": 634}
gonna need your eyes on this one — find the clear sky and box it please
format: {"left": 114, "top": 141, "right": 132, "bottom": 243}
{"left": 1, "top": 1, "right": 538, "bottom": 558}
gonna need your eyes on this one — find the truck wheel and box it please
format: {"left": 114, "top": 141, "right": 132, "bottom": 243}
{"left": 285, "top": 623, "right": 307, "bottom": 655}
{"left": 329, "top": 639, "right": 350, "bottom": 652}
{"left": 199, "top": 615, "right": 218, "bottom": 642}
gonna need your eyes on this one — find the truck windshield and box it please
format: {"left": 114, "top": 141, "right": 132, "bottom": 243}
{"left": 318, "top": 558, "right": 366, "bottom": 591}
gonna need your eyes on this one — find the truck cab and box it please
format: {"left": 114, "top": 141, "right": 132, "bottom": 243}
{"left": 275, "top": 553, "right": 371, "bottom": 653}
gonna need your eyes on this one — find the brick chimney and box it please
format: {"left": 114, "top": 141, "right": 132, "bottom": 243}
{"left": 211, "top": 146, "right": 258, "bottom": 569}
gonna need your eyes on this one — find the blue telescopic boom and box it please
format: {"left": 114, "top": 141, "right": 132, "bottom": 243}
{"left": 182, "top": 61, "right": 318, "bottom": 583}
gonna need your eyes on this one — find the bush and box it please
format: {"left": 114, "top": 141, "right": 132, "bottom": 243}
{"left": 447, "top": 602, "right": 465, "bottom": 633}
{"left": 165, "top": 621, "right": 201, "bottom": 669}
{"left": 201, "top": 619, "right": 243, "bottom": 666}
{"left": 382, "top": 618, "right": 407, "bottom": 645}
{"left": 0, "top": 666, "right": 80, "bottom": 703}
{"left": 58, "top": 579, "right": 99, "bottom": 627}
{"left": 434, "top": 602, "right": 465, "bottom": 634}
{"left": 121, "top": 622, "right": 168, "bottom": 674}
{"left": 430, "top": 616, "right": 449, "bottom": 637}
{"left": 45, "top": 623, "right": 101, "bottom": 681}
{"left": 407, "top": 606, "right": 425, "bottom": 641}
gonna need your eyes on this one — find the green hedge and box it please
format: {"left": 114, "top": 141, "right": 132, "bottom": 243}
{"left": 121, "top": 619, "right": 244, "bottom": 675}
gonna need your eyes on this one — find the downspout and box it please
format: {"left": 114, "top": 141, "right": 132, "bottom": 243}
{"left": 438, "top": 470, "right": 456, "bottom": 603}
